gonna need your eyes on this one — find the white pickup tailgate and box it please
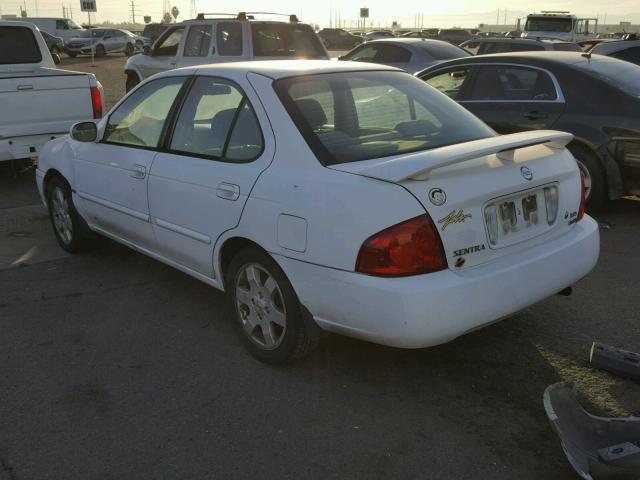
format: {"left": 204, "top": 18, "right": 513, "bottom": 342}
{"left": 0, "top": 68, "right": 93, "bottom": 138}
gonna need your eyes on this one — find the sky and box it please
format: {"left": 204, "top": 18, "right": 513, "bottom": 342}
{"left": 1, "top": 0, "right": 639, "bottom": 27}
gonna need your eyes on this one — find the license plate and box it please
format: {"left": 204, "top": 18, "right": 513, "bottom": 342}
{"left": 484, "top": 185, "right": 557, "bottom": 248}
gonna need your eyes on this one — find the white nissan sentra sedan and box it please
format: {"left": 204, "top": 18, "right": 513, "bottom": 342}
{"left": 36, "top": 61, "right": 599, "bottom": 363}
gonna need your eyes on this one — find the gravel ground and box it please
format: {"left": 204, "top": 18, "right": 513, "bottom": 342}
{"left": 0, "top": 55, "right": 638, "bottom": 479}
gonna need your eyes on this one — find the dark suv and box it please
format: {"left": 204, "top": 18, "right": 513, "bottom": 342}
{"left": 461, "top": 37, "right": 581, "bottom": 55}
{"left": 437, "top": 29, "right": 473, "bottom": 45}
{"left": 317, "top": 28, "right": 362, "bottom": 49}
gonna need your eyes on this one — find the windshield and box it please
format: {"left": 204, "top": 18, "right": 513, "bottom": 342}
{"left": 275, "top": 71, "right": 494, "bottom": 165}
{"left": 67, "top": 19, "right": 83, "bottom": 29}
{"left": 78, "top": 29, "right": 106, "bottom": 38}
{"left": 251, "top": 23, "right": 326, "bottom": 58}
{"left": 525, "top": 17, "right": 573, "bottom": 33}
{"left": 422, "top": 42, "right": 470, "bottom": 60}
{"left": 574, "top": 56, "right": 640, "bottom": 96}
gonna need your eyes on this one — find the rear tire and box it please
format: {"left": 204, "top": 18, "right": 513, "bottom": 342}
{"left": 67, "top": 52, "right": 77, "bottom": 58}
{"left": 125, "top": 43, "right": 134, "bottom": 57}
{"left": 568, "top": 144, "right": 607, "bottom": 212}
{"left": 226, "top": 246, "right": 319, "bottom": 363}
{"left": 46, "top": 176, "right": 90, "bottom": 253}
{"left": 125, "top": 72, "right": 140, "bottom": 93}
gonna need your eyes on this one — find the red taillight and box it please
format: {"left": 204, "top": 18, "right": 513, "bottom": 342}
{"left": 355, "top": 215, "right": 448, "bottom": 277}
{"left": 90, "top": 86, "right": 103, "bottom": 119}
{"left": 577, "top": 173, "right": 586, "bottom": 221}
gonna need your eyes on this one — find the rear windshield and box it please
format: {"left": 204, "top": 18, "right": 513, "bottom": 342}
{"left": 275, "top": 71, "right": 494, "bottom": 165}
{"left": 553, "top": 43, "right": 582, "bottom": 52}
{"left": 0, "top": 26, "right": 42, "bottom": 64}
{"left": 525, "top": 17, "right": 573, "bottom": 33}
{"left": 251, "top": 24, "right": 326, "bottom": 58}
{"left": 574, "top": 57, "right": 640, "bottom": 96}
{"left": 422, "top": 42, "right": 470, "bottom": 60}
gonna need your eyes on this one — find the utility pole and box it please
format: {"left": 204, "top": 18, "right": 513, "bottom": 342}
{"left": 130, "top": 0, "right": 136, "bottom": 24}
{"left": 62, "top": 4, "right": 66, "bottom": 17}
{"left": 69, "top": 4, "right": 73, "bottom": 19}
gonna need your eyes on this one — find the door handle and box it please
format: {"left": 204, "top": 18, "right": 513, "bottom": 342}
{"left": 523, "top": 111, "right": 548, "bottom": 120}
{"left": 216, "top": 183, "right": 240, "bottom": 201}
{"left": 131, "top": 164, "right": 146, "bottom": 179}
{"left": 17, "top": 85, "right": 34, "bottom": 91}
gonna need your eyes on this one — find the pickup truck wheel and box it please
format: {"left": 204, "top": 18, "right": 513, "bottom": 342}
{"left": 125, "top": 43, "right": 134, "bottom": 57}
{"left": 227, "top": 247, "right": 319, "bottom": 363}
{"left": 95, "top": 44, "right": 106, "bottom": 57}
{"left": 125, "top": 73, "right": 140, "bottom": 93}
{"left": 568, "top": 144, "right": 607, "bottom": 212}
{"left": 46, "top": 176, "right": 89, "bottom": 253}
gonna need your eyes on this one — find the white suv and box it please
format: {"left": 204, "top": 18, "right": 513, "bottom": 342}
{"left": 124, "top": 12, "right": 329, "bottom": 92}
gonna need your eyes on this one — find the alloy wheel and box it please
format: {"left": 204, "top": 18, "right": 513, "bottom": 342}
{"left": 235, "top": 263, "right": 287, "bottom": 350}
{"left": 51, "top": 186, "right": 73, "bottom": 244}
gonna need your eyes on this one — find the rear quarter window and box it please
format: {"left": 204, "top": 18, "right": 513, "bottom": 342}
{"left": 0, "top": 26, "right": 42, "bottom": 64}
{"left": 251, "top": 24, "right": 325, "bottom": 58}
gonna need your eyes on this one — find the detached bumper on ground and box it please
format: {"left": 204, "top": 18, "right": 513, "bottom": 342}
{"left": 276, "top": 216, "right": 600, "bottom": 348}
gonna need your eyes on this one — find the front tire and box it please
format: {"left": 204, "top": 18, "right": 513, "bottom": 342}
{"left": 67, "top": 52, "right": 77, "bottom": 58}
{"left": 226, "top": 247, "right": 319, "bottom": 363}
{"left": 568, "top": 144, "right": 607, "bottom": 211}
{"left": 46, "top": 176, "right": 90, "bottom": 253}
{"left": 125, "top": 43, "right": 134, "bottom": 56}
{"left": 50, "top": 45, "right": 61, "bottom": 55}
{"left": 95, "top": 44, "right": 106, "bottom": 57}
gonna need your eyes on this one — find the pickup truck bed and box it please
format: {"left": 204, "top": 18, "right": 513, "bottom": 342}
{"left": 0, "top": 21, "right": 103, "bottom": 162}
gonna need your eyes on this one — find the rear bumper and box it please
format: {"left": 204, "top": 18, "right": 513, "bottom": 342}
{"left": 0, "top": 133, "right": 66, "bottom": 162}
{"left": 274, "top": 216, "right": 600, "bottom": 348}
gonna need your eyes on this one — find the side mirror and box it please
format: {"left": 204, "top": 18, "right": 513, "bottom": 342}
{"left": 143, "top": 45, "right": 152, "bottom": 55}
{"left": 52, "top": 53, "right": 61, "bottom": 65}
{"left": 71, "top": 122, "right": 98, "bottom": 142}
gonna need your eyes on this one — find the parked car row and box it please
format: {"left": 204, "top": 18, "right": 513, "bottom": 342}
{"left": 10, "top": 13, "right": 640, "bottom": 364}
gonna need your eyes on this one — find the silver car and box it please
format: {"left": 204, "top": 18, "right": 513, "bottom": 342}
{"left": 65, "top": 28, "right": 138, "bottom": 57}
{"left": 338, "top": 38, "right": 471, "bottom": 73}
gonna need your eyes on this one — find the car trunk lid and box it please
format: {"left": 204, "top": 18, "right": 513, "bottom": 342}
{"left": 330, "top": 130, "right": 584, "bottom": 270}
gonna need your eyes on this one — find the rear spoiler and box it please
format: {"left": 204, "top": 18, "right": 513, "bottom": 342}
{"left": 330, "top": 130, "right": 573, "bottom": 183}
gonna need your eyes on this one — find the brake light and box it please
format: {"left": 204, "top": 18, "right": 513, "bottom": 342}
{"left": 90, "top": 86, "right": 103, "bottom": 119}
{"left": 355, "top": 215, "right": 448, "bottom": 276}
{"left": 577, "top": 173, "right": 586, "bottom": 221}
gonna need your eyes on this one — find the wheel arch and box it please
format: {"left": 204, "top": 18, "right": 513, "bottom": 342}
{"left": 567, "top": 137, "right": 623, "bottom": 200}
{"left": 42, "top": 168, "right": 67, "bottom": 204}
{"left": 217, "top": 236, "right": 268, "bottom": 290}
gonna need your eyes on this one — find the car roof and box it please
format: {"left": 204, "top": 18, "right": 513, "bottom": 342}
{"left": 176, "top": 59, "right": 400, "bottom": 79}
{"left": 467, "top": 37, "right": 572, "bottom": 45}
{"left": 365, "top": 38, "right": 448, "bottom": 47}
{"left": 417, "top": 50, "right": 635, "bottom": 75}
{"left": 592, "top": 39, "right": 640, "bottom": 54}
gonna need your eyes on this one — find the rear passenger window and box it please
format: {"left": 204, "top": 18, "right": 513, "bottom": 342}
{"left": 184, "top": 25, "right": 212, "bottom": 57}
{"left": 468, "top": 66, "right": 557, "bottom": 101}
{"left": 170, "top": 77, "right": 263, "bottom": 161}
{"left": 0, "top": 26, "right": 42, "bottom": 64}
{"left": 56, "top": 20, "right": 68, "bottom": 29}
{"left": 217, "top": 22, "right": 243, "bottom": 56}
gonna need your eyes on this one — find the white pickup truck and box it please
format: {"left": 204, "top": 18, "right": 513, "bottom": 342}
{"left": 0, "top": 21, "right": 104, "bottom": 163}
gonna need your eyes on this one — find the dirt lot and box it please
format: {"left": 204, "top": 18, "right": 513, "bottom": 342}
{"left": 0, "top": 55, "right": 639, "bottom": 479}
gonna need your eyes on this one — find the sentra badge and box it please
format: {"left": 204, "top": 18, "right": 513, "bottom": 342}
{"left": 438, "top": 210, "right": 472, "bottom": 231}
{"left": 453, "top": 244, "right": 486, "bottom": 257}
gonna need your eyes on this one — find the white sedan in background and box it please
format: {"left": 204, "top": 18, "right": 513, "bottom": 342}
{"left": 36, "top": 61, "right": 599, "bottom": 363}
